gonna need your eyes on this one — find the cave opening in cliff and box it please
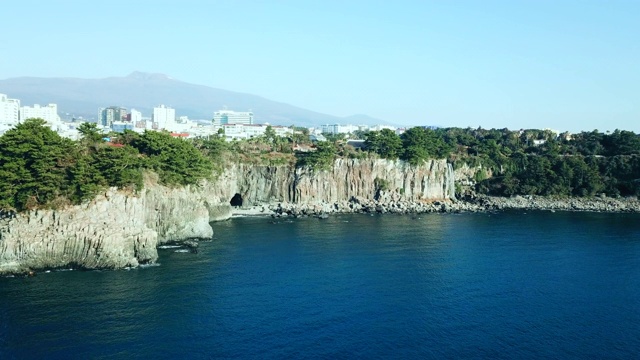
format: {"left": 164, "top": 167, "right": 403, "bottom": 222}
{"left": 230, "top": 193, "right": 243, "bottom": 207}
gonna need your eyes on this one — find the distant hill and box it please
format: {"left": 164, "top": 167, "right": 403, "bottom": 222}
{"left": 0, "top": 72, "right": 392, "bottom": 128}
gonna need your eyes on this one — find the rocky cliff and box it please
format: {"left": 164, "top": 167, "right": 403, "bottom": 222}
{"left": 0, "top": 182, "right": 216, "bottom": 274}
{"left": 0, "top": 159, "right": 456, "bottom": 274}
{"left": 218, "top": 158, "right": 455, "bottom": 206}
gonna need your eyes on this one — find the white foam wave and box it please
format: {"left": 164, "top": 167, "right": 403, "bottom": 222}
{"left": 158, "top": 245, "right": 182, "bottom": 249}
{"left": 139, "top": 263, "right": 161, "bottom": 268}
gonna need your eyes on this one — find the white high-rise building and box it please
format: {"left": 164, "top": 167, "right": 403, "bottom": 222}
{"left": 213, "top": 109, "right": 254, "bottom": 125}
{"left": 153, "top": 105, "right": 176, "bottom": 130}
{"left": 0, "top": 93, "right": 20, "bottom": 127}
{"left": 130, "top": 108, "right": 142, "bottom": 123}
{"left": 321, "top": 124, "right": 367, "bottom": 134}
{"left": 321, "top": 124, "right": 340, "bottom": 134}
{"left": 20, "top": 104, "right": 61, "bottom": 125}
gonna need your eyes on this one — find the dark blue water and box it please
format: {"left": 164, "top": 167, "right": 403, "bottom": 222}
{"left": 2, "top": 211, "right": 640, "bottom": 359}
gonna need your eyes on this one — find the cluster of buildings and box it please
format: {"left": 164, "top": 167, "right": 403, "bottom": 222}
{"left": 97, "top": 106, "right": 295, "bottom": 140}
{"left": 0, "top": 93, "right": 66, "bottom": 135}
{"left": 0, "top": 92, "right": 403, "bottom": 142}
{"left": 99, "top": 105, "right": 192, "bottom": 133}
{"left": 318, "top": 123, "right": 399, "bottom": 135}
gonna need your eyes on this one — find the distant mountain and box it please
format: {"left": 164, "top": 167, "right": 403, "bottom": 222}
{"left": 0, "top": 72, "right": 392, "bottom": 128}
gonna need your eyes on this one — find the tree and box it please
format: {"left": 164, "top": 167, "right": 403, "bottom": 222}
{"left": 66, "top": 154, "right": 106, "bottom": 204}
{"left": 400, "top": 127, "right": 451, "bottom": 165}
{"left": 295, "top": 141, "right": 336, "bottom": 170}
{"left": 351, "top": 130, "right": 368, "bottom": 140}
{"left": 0, "top": 119, "right": 76, "bottom": 210}
{"left": 128, "top": 130, "right": 213, "bottom": 185}
{"left": 365, "top": 129, "right": 402, "bottom": 159}
{"left": 602, "top": 130, "right": 640, "bottom": 156}
{"left": 193, "top": 135, "right": 228, "bottom": 161}
{"left": 291, "top": 126, "right": 310, "bottom": 145}
{"left": 323, "top": 133, "right": 347, "bottom": 142}
{"left": 77, "top": 122, "right": 105, "bottom": 144}
{"left": 263, "top": 125, "right": 277, "bottom": 145}
{"left": 91, "top": 146, "right": 144, "bottom": 189}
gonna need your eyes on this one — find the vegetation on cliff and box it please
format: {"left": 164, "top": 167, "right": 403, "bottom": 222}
{"left": 1, "top": 119, "right": 638, "bottom": 212}
{"left": 0, "top": 120, "right": 216, "bottom": 211}
{"left": 364, "top": 127, "right": 451, "bottom": 164}
{"left": 173, "top": 124, "right": 640, "bottom": 198}
{"left": 363, "top": 127, "right": 640, "bottom": 197}
{"left": 441, "top": 128, "right": 640, "bottom": 197}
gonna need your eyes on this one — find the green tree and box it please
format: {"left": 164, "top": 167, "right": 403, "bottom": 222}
{"left": 91, "top": 146, "right": 144, "bottom": 189}
{"left": 77, "top": 122, "right": 105, "bottom": 144}
{"left": 351, "top": 129, "right": 368, "bottom": 140}
{"left": 602, "top": 130, "right": 640, "bottom": 156}
{"left": 291, "top": 126, "right": 310, "bottom": 144}
{"left": 193, "top": 135, "right": 228, "bottom": 160}
{"left": 323, "top": 133, "right": 347, "bottom": 142}
{"left": 263, "top": 125, "right": 277, "bottom": 145}
{"left": 66, "top": 154, "right": 106, "bottom": 204}
{"left": 295, "top": 141, "right": 336, "bottom": 170}
{"left": 128, "top": 130, "right": 213, "bottom": 185}
{"left": 400, "top": 127, "right": 451, "bottom": 165}
{"left": 365, "top": 129, "right": 402, "bottom": 159}
{"left": 0, "top": 119, "right": 76, "bottom": 210}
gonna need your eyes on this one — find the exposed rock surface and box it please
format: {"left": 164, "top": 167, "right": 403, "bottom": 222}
{"left": 0, "top": 159, "right": 456, "bottom": 274}
{"left": 0, "top": 183, "right": 214, "bottom": 275}
{"left": 218, "top": 158, "right": 455, "bottom": 206}
{"left": 7, "top": 158, "right": 635, "bottom": 275}
{"left": 469, "top": 195, "right": 640, "bottom": 213}
{"left": 0, "top": 159, "right": 459, "bottom": 274}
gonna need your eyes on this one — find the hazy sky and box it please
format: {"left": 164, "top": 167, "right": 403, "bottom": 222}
{"left": 1, "top": 0, "right": 638, "bottom": 132}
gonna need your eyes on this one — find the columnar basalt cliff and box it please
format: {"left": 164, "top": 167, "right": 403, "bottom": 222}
{"left": 0, "top": 159, "right": 456, "bottom": 274}
{"left": 218, "top": 158, "right": 455, "bottom": 206}
{"left": 0, "top": 183, "right": 216, "bottom": 274}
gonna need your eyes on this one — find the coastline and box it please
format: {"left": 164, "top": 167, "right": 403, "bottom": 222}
{"left": 230, "top": 195, "right": 640, "bottom": 218}
{"left": 4, "top": 195, "right": 638, "bottom": 277}
{"left": 468, "top": 195, "right": 640, "bottom": 213}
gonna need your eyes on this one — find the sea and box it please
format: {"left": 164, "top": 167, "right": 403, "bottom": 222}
{"left": 1, "top": 211, "right": 640, "bottom": 359}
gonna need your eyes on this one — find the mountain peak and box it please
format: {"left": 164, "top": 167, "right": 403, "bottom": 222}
{"left": 126, "top": 71, "right": 171, "bottom": 81}
{"left": 0, "top": 74, "right": 391, "bottom": 127}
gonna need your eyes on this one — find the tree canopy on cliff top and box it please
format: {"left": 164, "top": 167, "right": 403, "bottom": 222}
{"left": 0, "top": 119, "right": 76, "bottom": 210}
{"left": 359, "top": 126, "right": 640, "bottom": 197}
{"left": 1, "top": 120, "right": 638, "bottom": 212}
{"left": 0, "top": 120, "right": 216, "bottom": 212}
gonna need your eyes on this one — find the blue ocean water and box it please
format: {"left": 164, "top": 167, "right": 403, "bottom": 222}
{"left": 1, "top": 211, "right": 640, "bottom": 359}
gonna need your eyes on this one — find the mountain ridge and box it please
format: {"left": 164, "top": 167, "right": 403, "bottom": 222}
{"left": 0, "top": 72, "right": 393, "bottom": 127}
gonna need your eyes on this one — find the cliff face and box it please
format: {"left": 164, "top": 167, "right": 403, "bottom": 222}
{"left": 0, "top": 183, "right": 214, "bottom": 274}
{"left": 0, "top": 158, "right": 455, "bottom": 274}
{"left": 218, "top": 158, "right": 455, "bottom": 206}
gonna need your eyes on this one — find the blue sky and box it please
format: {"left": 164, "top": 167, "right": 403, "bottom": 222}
{"left": 1, "top": 0, "right": 638, "bottom": 132}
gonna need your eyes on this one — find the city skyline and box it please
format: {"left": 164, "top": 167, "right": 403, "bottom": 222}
{"left": 0, "top": 0, "right": 638, "bottom": 132}
{"left": 0, "top": 91, "right": 412, "bottom": 142}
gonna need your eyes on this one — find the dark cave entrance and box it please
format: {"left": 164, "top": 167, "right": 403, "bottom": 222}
{"left": 230, "top": 193, "right": 243, "bottom": 207}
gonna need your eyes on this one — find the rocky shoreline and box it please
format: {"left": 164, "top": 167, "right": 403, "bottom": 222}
{"left": 3, "top": 156, "right": 638, "bottom": 276}
{"left": 232, "top": 195, "right": 640, "bottom": 218}
{"left": 5, "top": 194, "right": 638, "bottom": 277}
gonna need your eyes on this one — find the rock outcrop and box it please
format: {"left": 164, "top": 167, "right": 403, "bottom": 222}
{"left": 5, "top": 157, "right": 636, "bottom": 275}
{"left": 0, "top": 183, "right": 215, "bottom": 274}
{"left": 0, "top": 159, "right": 457, "bottom": 274}
{"left": 217, "top": 158, "right": 455, "bottom": 206}
{"left": 470, "top": 195, "right": 640, "bottom": 212}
